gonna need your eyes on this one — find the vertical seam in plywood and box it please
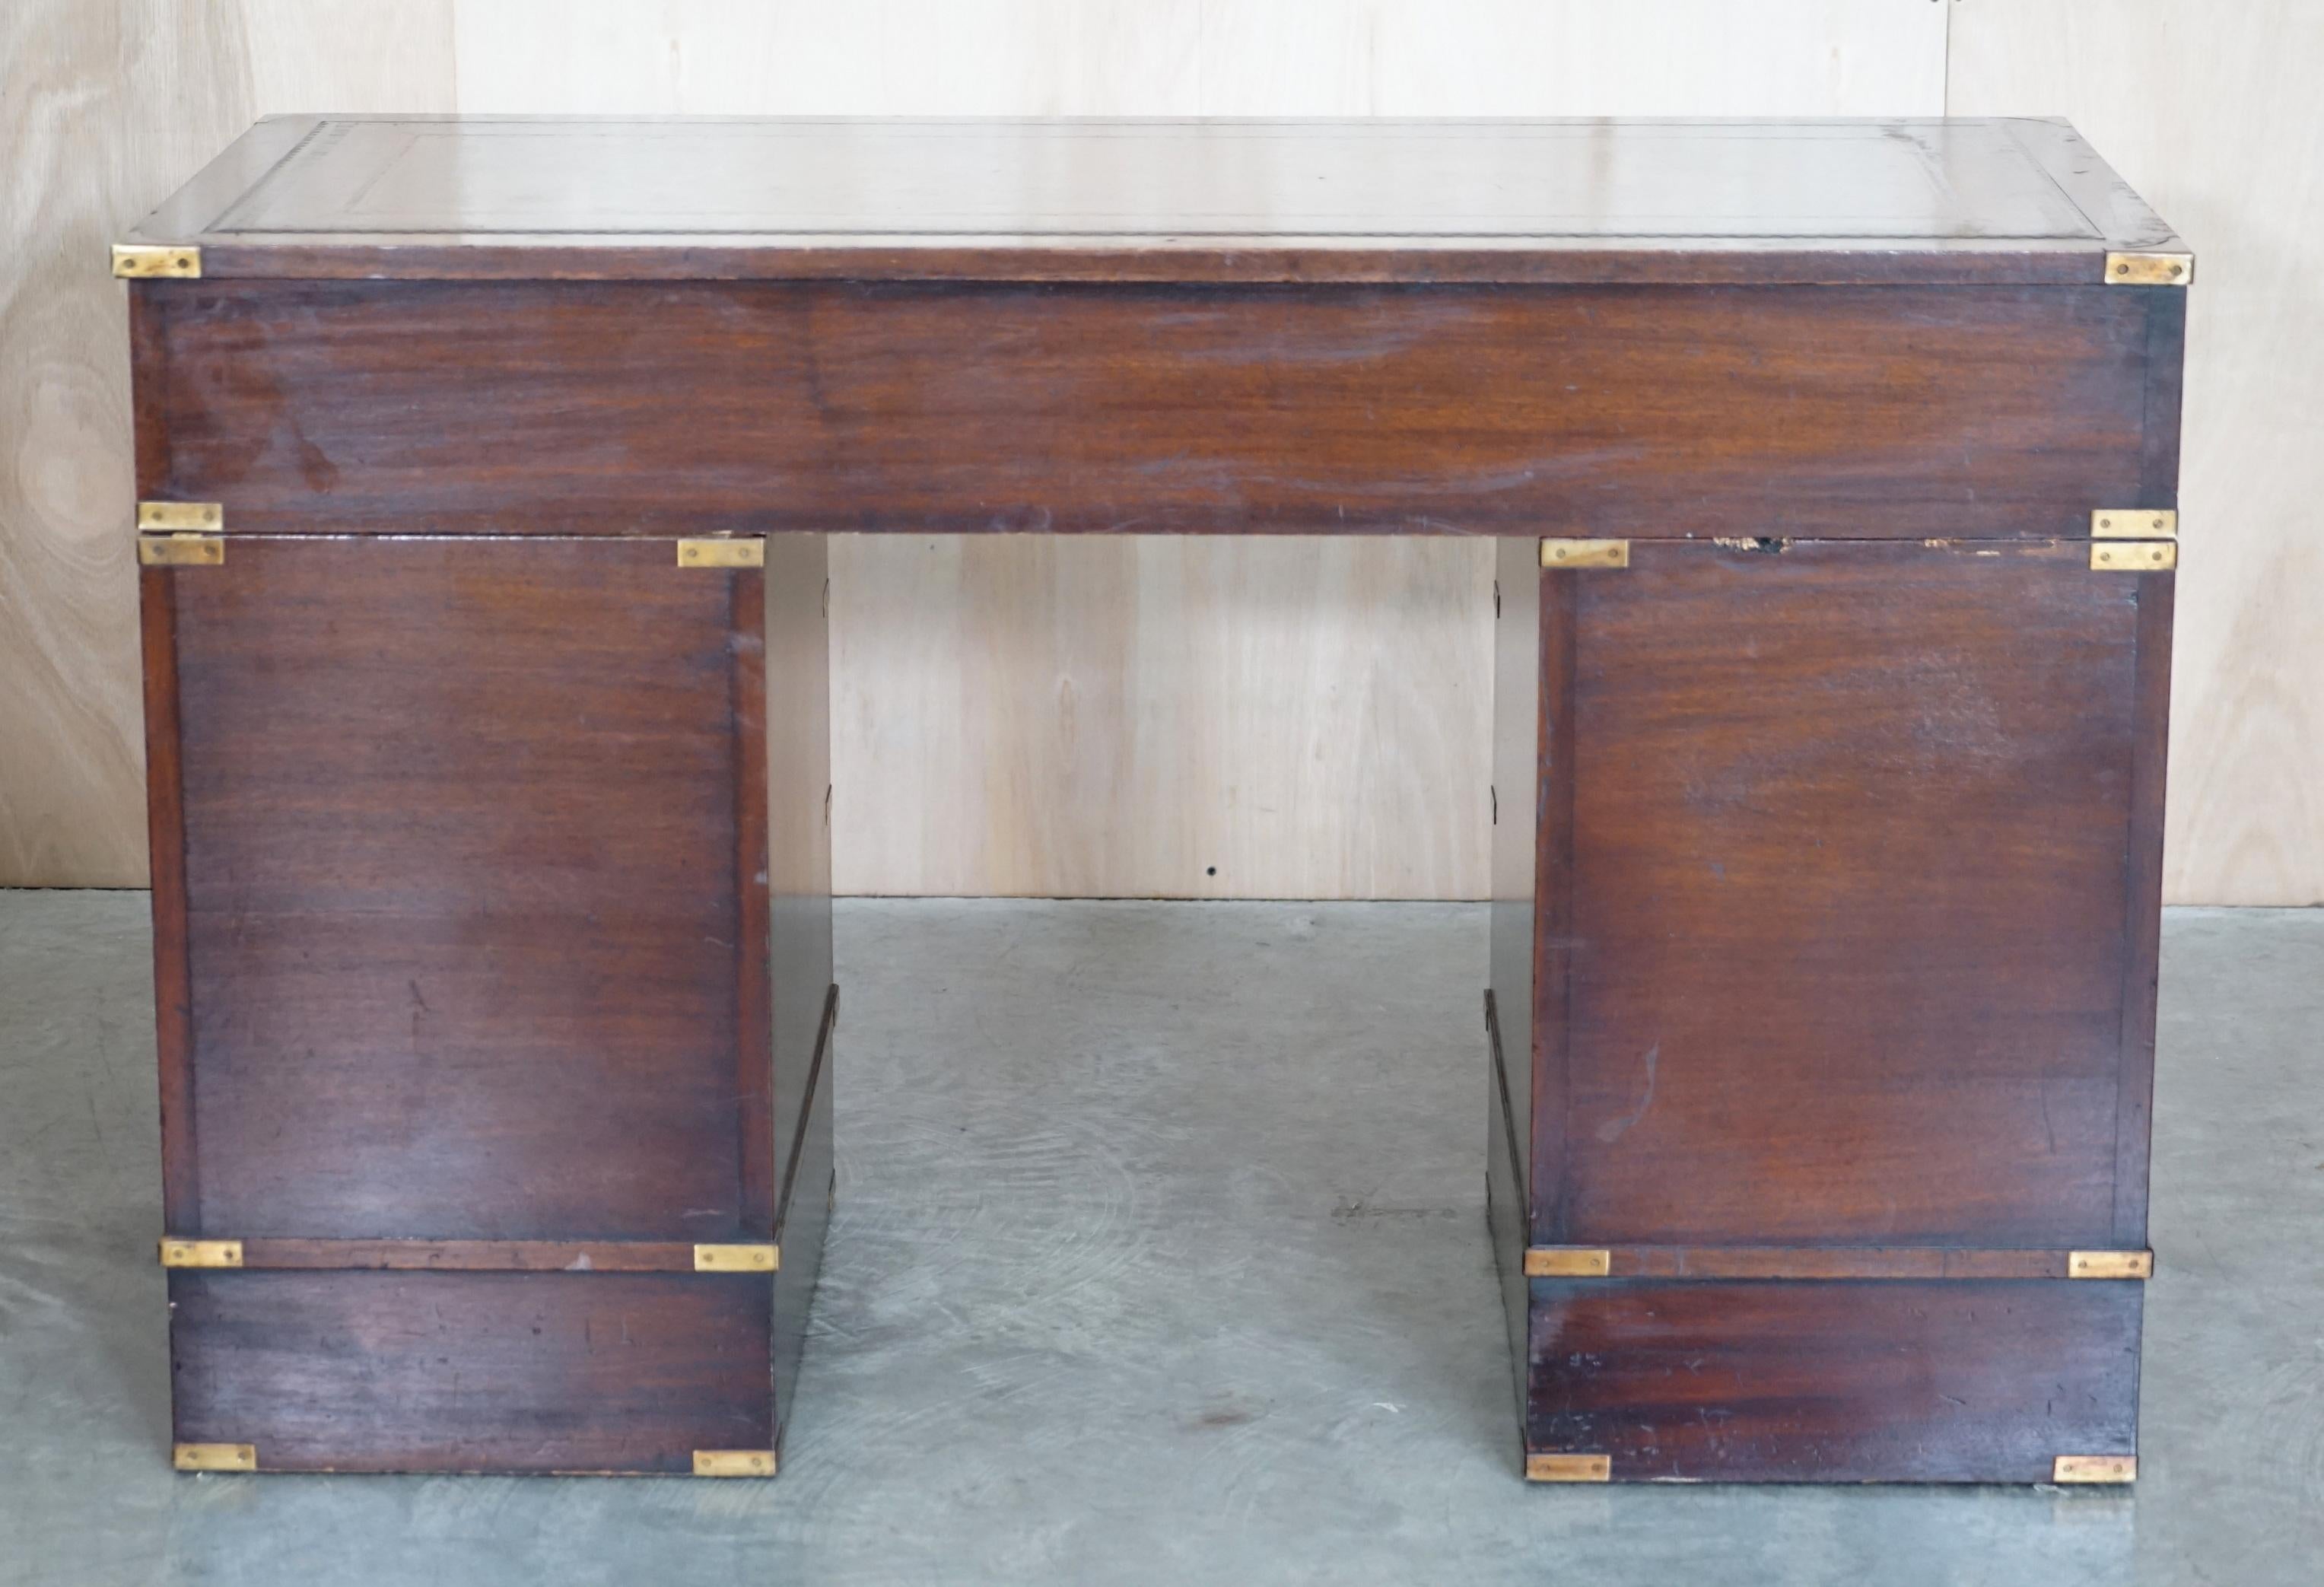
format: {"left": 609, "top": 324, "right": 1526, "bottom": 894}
{"left": 1941, "top": 0, "right": 1953, "bottom": 116}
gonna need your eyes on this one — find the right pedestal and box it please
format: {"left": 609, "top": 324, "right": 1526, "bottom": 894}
{"left": 1488, "top": 533, "right": 2171, "bottom": 1484}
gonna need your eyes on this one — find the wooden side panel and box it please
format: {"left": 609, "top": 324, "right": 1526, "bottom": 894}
{"left": 141, "top": 560, "right": 197, "bottom": 1228}
{"left": 766, "top": 532, "right": 832, "bottom": 1223}
{"left": 170, "top": 1271, "right": 771, "bottom": 1474}
{"left": 147, "top": 281, "right": 2151, "bottom": 540}
{"left": 1486, "top": 534, "right": 1542, "bottom": 1413}
{"left": 1526, "top": 1279, "right": 2141, "bottom": 1482}
{"left": 1488, "top": 536, "right": 1540, "bottom": 1207}
{"left": 1484, "top": 1004, "right": 1527, "bottom": 1429}
{"left": 774, "top": 1011, "right": 835, "bottom": 1449}
{"left": 764, "top": 527, "right": 834, "bottom": 1445}
{"left": 1541, "top": 539, "right": 2154, "bottom": 1248}
{"left": 169, "top": 536, "right": 755, "bottom": 1242}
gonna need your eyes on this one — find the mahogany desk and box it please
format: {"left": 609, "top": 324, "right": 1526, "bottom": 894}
{"left": 119, "top": 117, "right": 2187, "bottom": 1484}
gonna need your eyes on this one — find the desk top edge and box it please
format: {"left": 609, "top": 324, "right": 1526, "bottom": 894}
{"left": 127, "top": 115, "right": 2184, "bottom": 286}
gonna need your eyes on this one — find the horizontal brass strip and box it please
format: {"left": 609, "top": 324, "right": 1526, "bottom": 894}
{"left": 164, "top": 1239, "right": 777, "bottom": 1274}
{"left": 173, "top": 1442, "right": 255, "bottom": 1472}
{"left": 2053, "top": 1455, "right": 2137, "bottom": 1484}
{"left": 160, "top": 1239, "right": 242, "bottom": 1268}
{"left": 694, "top": 1450, "right": 777, "bottom": 1477}
{"left": 1526, "top": 1454, "right": 1611, "bottom": 1483}
{"left": 1524, "top": 1246, "right": 2153, "bottom": 1281}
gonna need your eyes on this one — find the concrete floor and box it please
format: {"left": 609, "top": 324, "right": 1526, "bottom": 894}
{"left": 0, "top": 894, "right": 2318, "bottom": 1585}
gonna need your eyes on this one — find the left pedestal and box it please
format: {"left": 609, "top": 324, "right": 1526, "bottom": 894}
{"left": 141, "top": 530, "right": 834, "bottom": 1476}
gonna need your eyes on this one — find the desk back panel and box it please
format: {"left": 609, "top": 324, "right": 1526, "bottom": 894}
{"left": 135, "top": 281, "right": 2159, "bottom": 540}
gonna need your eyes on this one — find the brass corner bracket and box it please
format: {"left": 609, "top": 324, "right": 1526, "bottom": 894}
{"left": 1526, "top": 1453, "right": 1612, "bottom": 1483}
{"left": 1540, "top": 539, "right": 1629, "bottom": 570}
{"left": 2052, "top": 1454, "right": 2137, "bottom": 1484}
{"left": 693, "top": 1242, "right": 779, "bottom": 1273}
{"left": 1524, "top": 1248, "right": 1613, "bottom": 1277}
{"left": 676, "top": 538, "right": 765, "bottom": 569}
{"left": 693, "top": 1449, "right": 777, "bottom": 1477}
{"left": 114, "top": 243, "right": 202, "bottom": 280}
{"left": 160, "top": 1238, "right": 243, "bottom": 1268}
{"left": 2103, "top": 251, "right": 2192, "bottom": 286}
{"left": 173, "top": 1442, "right": 256, "bottom": 1472}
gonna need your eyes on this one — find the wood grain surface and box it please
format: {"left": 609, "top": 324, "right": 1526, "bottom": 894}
{"left": 137, "top": 280, "right": 2154, "bottom": 540}
{"left": 159, "top": 536, "right": 757, "bottom": 1242}
{"left": 1526, "top": 1278, "right": 2140, "bottom": 1482}
{"left": 1530, "top": 539, "right": 2165, "bottom": 1248}
{"left": 170, "top": 1270, "right": 773, "bottom": 1473}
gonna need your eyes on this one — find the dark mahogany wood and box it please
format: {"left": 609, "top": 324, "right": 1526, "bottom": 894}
{"left": 138, "top": 281, "right": 2158, "bottom": 539}
{"left": 732, "top": 568, "right": 775, "bottom": 1234}
{"left": 140, "top": 565, "right": 196, "bottom": 1229}
{"left": 143, "top": 531, "right": 831, "bottom": 1473}
{"left": 127, "top": 114, "right": 2185, "bottom": 1484}
{"left": 170, "top": 1272, "right": 772, "bottom": 1474}
{"left": 1538, "top": 539, "right": 2159, "bottom": 1248}
{"left": 169, "top": 536, "right": 748, "bottom": 1241}
{"left": 1526, "top": 1280, "right": 2141, "bottom": 1483}
{"left": 2113, "top": 571, "right": 2174, "bottom": 1245}
{"left": 1507, "top": 536, "right": 2173, "bottom": 1480}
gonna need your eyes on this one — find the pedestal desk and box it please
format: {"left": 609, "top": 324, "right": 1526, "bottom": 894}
{"left": 119, "top": 117, "right": 2187, "bottom": 1484}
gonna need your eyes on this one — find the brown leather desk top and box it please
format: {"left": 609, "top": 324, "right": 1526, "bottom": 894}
{"left": 129, "top": 115, "right": 2184, "bottom": 285}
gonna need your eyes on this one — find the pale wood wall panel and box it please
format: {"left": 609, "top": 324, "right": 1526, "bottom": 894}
{"left": 59, "top": 6, "right": 2270, "bottom": 895}
{"left": 0, "top": 0, "right": 453, "bottom": 886}
{"left": 1950, "top": 1, "right": 2324, "bottom": 905}
{"left": 452, "top": 0, "right": 1944, "bottom": 898}
{"left": 2, "top": 1, "right": 256, "bottom": 886}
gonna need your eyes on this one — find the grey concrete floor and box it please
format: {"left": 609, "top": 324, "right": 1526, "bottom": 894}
{"left": 1, "top": 894, "right": 2319, "bottom": 1585}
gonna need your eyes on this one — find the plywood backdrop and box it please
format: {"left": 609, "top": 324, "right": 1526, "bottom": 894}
{"left": 2, "top": 2, "right": 2313, "bottom": 901}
